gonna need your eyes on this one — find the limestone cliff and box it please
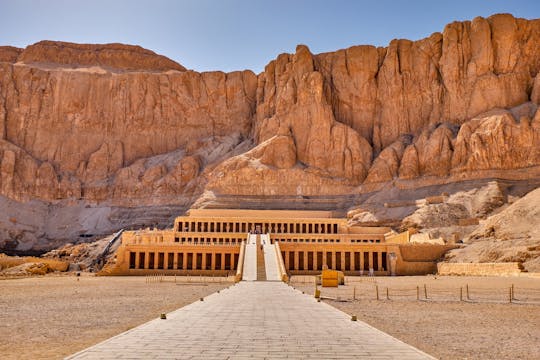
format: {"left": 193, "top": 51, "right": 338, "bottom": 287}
{"left": 1, "top": 13, "right": 540, "bottom": 251}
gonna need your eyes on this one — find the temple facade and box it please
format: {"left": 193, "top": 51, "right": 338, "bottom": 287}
{"left": 107, "top": 209, "right": 454, "bottom": 276}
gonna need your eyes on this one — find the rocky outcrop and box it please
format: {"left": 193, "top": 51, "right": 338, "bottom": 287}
{"left": 17, "top": 41, "right": 187, "bottom": 71}
{"left": 1, "top": 13, "right": 540, "bottom": 251}
{"left": 444, "top": 187, "right": 540, "bottom": 272}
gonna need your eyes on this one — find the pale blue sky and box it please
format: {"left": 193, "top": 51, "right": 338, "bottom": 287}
{"left": 0, "top": 0, "right": 539, "bottom": 73}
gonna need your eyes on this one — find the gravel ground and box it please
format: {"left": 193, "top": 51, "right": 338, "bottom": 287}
{"left": 0, "top": 274, "right": 230, "bottom": 360}
{"left": 292, "top": 275, "right": 540, "bottom": 360}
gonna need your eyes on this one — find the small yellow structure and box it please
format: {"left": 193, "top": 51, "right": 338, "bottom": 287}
{"left": 321, "top": 269, "right": 339, "bottom": 287}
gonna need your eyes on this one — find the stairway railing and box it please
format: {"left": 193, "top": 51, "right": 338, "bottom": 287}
{"left": 235, "top": 240, "right": 246, "bottom": 282}
{"left": 274, "top": 241, "right": 288, "bottom": 282}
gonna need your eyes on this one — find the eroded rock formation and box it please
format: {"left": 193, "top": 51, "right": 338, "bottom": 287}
{"left": 1, "top": 13, "right": 540, "bottom": 251}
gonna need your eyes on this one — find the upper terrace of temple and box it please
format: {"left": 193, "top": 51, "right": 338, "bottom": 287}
{"left": 173, "top": 209, "right": 388, "bottom": 237}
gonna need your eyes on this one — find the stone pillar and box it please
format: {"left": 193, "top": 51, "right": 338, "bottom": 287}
{"left": 340, "top": 252, "right": 346, "bottom": 271}
{"left": 350, "top": 252, "right": 355, "bottom": 271}
{"left": 144, "top": 252, "right": 150, "bottom": 269}
{"left": 211, "top": 253, "right": 216, "bottom": 270}
{"left": 359, "top": 252, "right": 364, "bottom": 272}
{"left": 313, "top": 250, "right": 318, "bottom": 271}
{"left": 173, "top": 253, "right": 178, "bottom": 269}
{"left": 377, "top": 252, "right": 383, "bottom": 271}
{"left": 221, "top": 253, "right": 226, "bottom": 270}
{"left": 135, "top": 252, "right": 141, "bottom": 269}
{"left": 388, "top": 252, "right": 397, "bottom": 276}
{"left": 368, "top": 251, "right": 373, "bottom": 271}
{"left": 331, "top": 252, "right": 336, "bottom": 270}
{"left": 164, "top": 253, "right": 169, "bottom": 270}
{"left": 294, "top": 252, "right": 299, "bottom": 270}
{"left": 285, "top": 252, "right": 290, "bottom": 270}
{"left": 303, "top": 251, "right": 308, "bottom": 271}
{"left": 202, "top": 252, "right": 207, "bottom": 270}
{"left": 182, "top": 253, "right": 188, "bottom": 270}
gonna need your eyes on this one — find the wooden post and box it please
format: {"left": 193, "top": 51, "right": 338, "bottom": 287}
{"left": 466, "top": 284, "right": 470, "bottom": 300}
{"left": 460, "top": 287, "right": 463, "bottom": 302}
{"left": 353, "top": 286, "right": 356, "bottom": 300}
{"left": 424, "top": 284, "right": 428, "bottom": 299}
{"left": 386, "top": 287, "right": 389, "bottom": 300}
{"left": 509, "top": 287, "right": 512, "bottom": 303}
{"left": 417, "top": 286, "right": 419, "bottom": 300}
{"left": 512, "top": 284, "right": 515, "bottom": 300}
{"left": 376, "top": 285, "right": 379, "bottom": 300}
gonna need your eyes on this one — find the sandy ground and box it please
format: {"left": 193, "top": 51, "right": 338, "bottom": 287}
{"left": 0, "top": 274, "right": 230, "bottom": 360}
{"left": 292, "top": 275, "right": 540, "bottom": 360}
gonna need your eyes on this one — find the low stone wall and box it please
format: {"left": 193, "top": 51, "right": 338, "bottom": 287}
{"left": 399, "top": 244, "right": 457, "bottom": 262}
{"left": 437, "top": 262, "right": 524, "bottom": 276}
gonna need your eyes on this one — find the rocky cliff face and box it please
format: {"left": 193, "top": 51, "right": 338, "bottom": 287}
{"left": 1, "top": 14, "right": 540, "bottom": 251}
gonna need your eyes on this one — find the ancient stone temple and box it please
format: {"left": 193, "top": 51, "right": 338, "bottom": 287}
{"left": 107, "top": 209, "right": 454, "bottom": 277}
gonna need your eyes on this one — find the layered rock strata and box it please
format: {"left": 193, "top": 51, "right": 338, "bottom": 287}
{"left": 1, "top": 14, "right": 540, "bottom": 251}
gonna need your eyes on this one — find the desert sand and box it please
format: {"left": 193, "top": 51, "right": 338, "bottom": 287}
{"left": 0, "top": 275, "right": 230, "bottom": 360}
{"left": 293, "top": 275, "right": 540, "bottom": 360}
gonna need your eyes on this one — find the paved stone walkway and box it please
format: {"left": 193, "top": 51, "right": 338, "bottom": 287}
{"left": 67, "top": 282, "right": 434, "bottom": 359}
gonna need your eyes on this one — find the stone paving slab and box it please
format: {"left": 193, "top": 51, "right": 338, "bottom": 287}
{"left": 67, "top": 282, "right": 435, "bottom": 359}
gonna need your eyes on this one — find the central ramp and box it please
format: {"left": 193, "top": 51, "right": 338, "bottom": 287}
{"left": 261, "top": 234, "right": 281, "bottom": 281}
{"left": 67, "top": 282, "right": 434, "bottom": 359}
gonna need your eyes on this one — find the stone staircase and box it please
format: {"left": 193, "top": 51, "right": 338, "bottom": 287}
{"left": 256, "top": 236, "right": 267, "bottom": 281}
{"left": 242, "top": 233, "right": 282, "bottom": 282}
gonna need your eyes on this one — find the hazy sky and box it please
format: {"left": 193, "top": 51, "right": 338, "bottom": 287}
{"left": 0, "top": 0, "right": 539, "bottom": 73}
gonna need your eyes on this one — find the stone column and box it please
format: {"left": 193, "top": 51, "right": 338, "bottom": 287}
{"left": 368, "top": 251, "right": 374, "bottom": 271}
{"left": 294, "top": 252, "right": 299, "bottom": 270}
{"left": 359, "top": 252, "right": 364, "bottom": 272}
{"left": 313, "top": 251, "right": 318, "bottom": 271}
{"left": 202, "top": 252, "right": 207, "bottom": 270}
{"left": 182, "top": 253, "right": 188, "bottom": 270}
{"left": 285, "top": 252, "right": 290, "bottom": 270}
{"left": 164, "top": 253, "right": 169, "bottom": 270}
{"left": 350, "top": 252, "right": 355, "bottom": 271}
{"left": 303, "top": 251, "right": 308, "bottom": 271}
{"left": 377, "top": 252, "right": 383, "bottom": 271}
{"left": 211, "top": 253, "right": 216, "bottom": 270}
{"left": 143, "top": 252, "right": 149, "bottom": 269}
{"left": 221, "top": 253, "right": 226, "bottom": 270}
{"left": 135, "top": 252, "right": 141, "bottom": 269}
{"left": 340, "top": 252, "right": 346, "bottom": 271}
{"left": 331, "top": 252, "right": 336, "bottom": 270}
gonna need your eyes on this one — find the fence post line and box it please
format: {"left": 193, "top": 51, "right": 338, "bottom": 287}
{"left": 417, "top": 286, "right": 420, "bottom": 300}
{"left": 460, "top": 287, "right": 463, "bottom": 302}
{"left": 509, "top": 287, "right": 512, "bottom": 303}
{"left": 376, "top": 285, "right": 379, "bottom": 300}
{"left": 353, "top": 286, "right": 356, "bottom": 300}
{"left": 466, "top": 284, "right": 470, "bottom": 300}
{"left": 512, "top": 284, "right": 515, "bottom": 300}
{"left": 424, "top": 284, "right": 428, "bottom": 299}
{"left": 386, "top": 287, "right": 389, "bottom": 300}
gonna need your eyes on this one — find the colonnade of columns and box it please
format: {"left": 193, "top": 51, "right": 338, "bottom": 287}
{"left": 176, "top": 220, "right": 340, "bottom": 234}
{"left": 282, "top": 250, "right": 387, "bottom": 272}
{"left": 128, "top": 251, "right": 239, "bottom": 271}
